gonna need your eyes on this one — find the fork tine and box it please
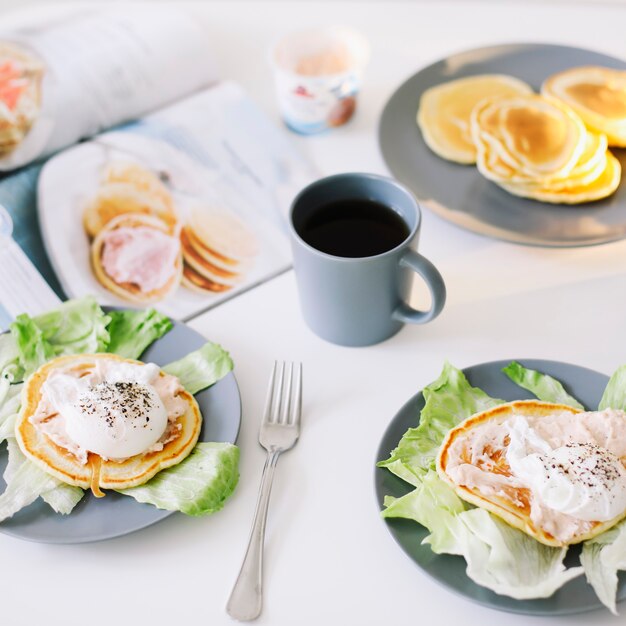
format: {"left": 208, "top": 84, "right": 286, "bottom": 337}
{"left": 262, "top": 361, "right": 278, "bottom": 425}
{"left": 279, "top": 362, "right": 293, "bottom": 424}
{"left": 290, "top": 363, "right": 302, "bottom": 426}
{"left": 270, "top": 361, "right": 285, "bottom": 423}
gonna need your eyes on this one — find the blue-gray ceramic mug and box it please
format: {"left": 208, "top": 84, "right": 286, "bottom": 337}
{"left": 289, "top": 173, "right": 446, "bottom": 347}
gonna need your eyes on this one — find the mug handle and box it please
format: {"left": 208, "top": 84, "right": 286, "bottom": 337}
{"left": 392, "top": 249, "right": 446, "bottom": 324}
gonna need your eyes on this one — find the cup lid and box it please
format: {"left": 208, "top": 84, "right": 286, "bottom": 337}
{"left": 271, "top": 26, "right": 370, "bottom": 79}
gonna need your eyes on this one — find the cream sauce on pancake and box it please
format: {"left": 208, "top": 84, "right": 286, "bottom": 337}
{"left": 31, "top": 359, "right": 186, "bottom": 464}
{"left": 444, "top": 408, "right": 626, "bottom": 543}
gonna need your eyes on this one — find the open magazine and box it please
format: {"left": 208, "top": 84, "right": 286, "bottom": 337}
{"left": 0, "top": 6, "right": 316, "bottom": 326}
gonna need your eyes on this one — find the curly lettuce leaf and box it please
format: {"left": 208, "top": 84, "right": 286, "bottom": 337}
{"left": 119, "top": 442, "right": 239, "bottom": 516}
{"left": 9, "top": 315, "right": 50, "bottom": 379}
{"left": 383, "top": 471, "right": 583, "bottom": 599}
{"left": 0, "top": 380, "right": 22, "bottom": 443}
{"left": 10, "top": 296, "right": 110, "bottom": 377}
{"left": 41, "top": 483, "right": 85, "bottom": 515}
{"left": 383, "top": 470, "right": 466, "bottom": 554}
{"left": 581, "top": 520, "right": 626, "bottom": 614}
{"left": 377, "top": 362, "right": 503, "bottom": 486}
{"left": 599, "top": 365, "right": 626, "bottom": 411}
{"left": 163, "top": 342, "right": 233, "bottom": 394}
{"left": 1, "top": 439, "right": 84, "bottom": 517}
{"left": 502, "top": 361, "right": 584, "bottom": 409}
{"left": 106, "top": 308, "right": 173, "bottom": 359}
{"left": 0, "top": 333, "right": 23, "bottom": 382}
{"left": 0, "top": 440, "right": 59, "bottom": 522}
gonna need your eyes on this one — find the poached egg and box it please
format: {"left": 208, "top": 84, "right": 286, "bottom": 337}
{"left": 506, "top": 415, "right": 626, "bottom": 522}
{"left": 40, "top": 360, "right": 169, "bottom": 460}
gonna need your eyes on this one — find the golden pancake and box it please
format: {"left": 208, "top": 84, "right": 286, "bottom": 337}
{"left": 471, "top": 94, "right": 586, "bottom": 181}
{"left": 183, "top": 226, "right": 248, "bottom": 273}
{"left": 15, "top": 354, "right": 202, "bottom": 491}
{"left": 188, "top": 207, "right": 259, "bottom": 263}
{"left": 91, "top": 213, "right": 182, "bottom": 304}
{"left": 83, "top": 181, "right": 177, "bottom": 239}
{"left": 181, "top": 263, "right": 233, "bottom": 294}
{"left": 437, "top": 400, "right": 626, "bottom": 547}
{"left": 417, "top": 74, "right": 533, "bottom": 164}
{"left": 476, "top": 129, "right": 608, "bottom": 189}
{"left": 104, "top": 161, "right": 175, "bottom": 214}
{"left": 500, "top": 150, "right": 620, "bottom": 204}
{"left": 180, "top": 228, "right": 243, "bottom": 287}
{"left": 542, "top": 66, "right": 626, "bottom": 147}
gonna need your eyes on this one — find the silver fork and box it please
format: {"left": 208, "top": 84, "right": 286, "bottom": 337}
{"left": 226, "top": 361, "right": 303, "bottom": 622}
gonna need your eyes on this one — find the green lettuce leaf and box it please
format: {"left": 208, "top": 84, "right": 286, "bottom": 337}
{"left": 9, "top": 315, "right": 50, "bottom": 379}
{"left": 106, "top": 308, "right": 173, "bottom": 359}
{"left": 0, "top": 440, "right": 59, "bottom": 522}
{"left": 599, "top": 365, "right": 626, "bottom": 411}
{"left": 41, "top": 484, "right": 85, "bottom": 515}
{"left": 581, "top": 520, "right": 626, "bottom": 614}
{"left": 0, "top": 333, "right": 23, "bottom": 382}
{"left": 502, "top": 361, "right": 584, "bottom": 409}
{"left": 1, "top": 440, "right": 84, "bottom": 518}
{"left": 383, "top": 471, "right": 583, "bottom": 599}
{"left": 0, "top": 380, "right": 22, "bottom": 443}
{"left": 383, "top": 470, "right": 467, "bottom": 554}
{"left": 377, "top": 362, "right": 503, "bottom": 486}
{"left": 163, "top": 342, "right": 233, "bottom": 394}
{"left": 119, "top": 442, "right": 239, "bottom": 516}
{"left": 10, "top": 296, "right": 111, "bottom": 377}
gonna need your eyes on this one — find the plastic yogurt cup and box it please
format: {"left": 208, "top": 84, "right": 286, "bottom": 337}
{"left": 270, "top": 27, "right": 370, "bottom": 135}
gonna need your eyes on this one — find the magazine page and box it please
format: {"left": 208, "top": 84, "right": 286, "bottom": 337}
{"left": 0, "top": 6, "right": 218, "bottom": 170}
{"left": 37, "top": 81, "right": 316, "bottom": 320}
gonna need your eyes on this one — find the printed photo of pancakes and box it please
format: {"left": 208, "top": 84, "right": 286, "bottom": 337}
{"left": 181, "top": 207, "right": 259, "bottom": 294}
{"left": 417, "top": 66, "right": 626, "bottom": 205}
{"left": 0, "top": 42, "right": 44, "bottom": 157}
{"left": 83, "top": 161, "right": 178, "bottom": 238}
{"left": 91, "top": 212, "right": 183, "bottom": 304}
{"left": 83, "top": 159, "right": 259, "bottom": 304}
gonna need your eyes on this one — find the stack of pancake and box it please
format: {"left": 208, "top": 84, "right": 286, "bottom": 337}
{"left": 417, "top": 66, "right": 626, "bottom": 204}
{"left": 84, "top": 159, "right": 259, "bottom": 301}
{"left": 84, "top": 161, "right": 178, "bottom": 238}
{"left": 84, "top": 161, "right": 182, "bottom": 303}
{"left": 180, "top": 207, "right": 259, "bottom": 294}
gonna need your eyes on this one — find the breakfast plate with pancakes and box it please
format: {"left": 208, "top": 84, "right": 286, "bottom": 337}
{"left": 375, "top": 359, "right": 626, "bottom": 615}
{"left": 0, "top": 312, "right": 241, "bottom": 544}
{"left": 379, "top": 43, "right": 626, "bottom": 246}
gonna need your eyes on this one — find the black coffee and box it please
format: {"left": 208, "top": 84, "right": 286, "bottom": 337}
{"left": 299, "top": 199, "right": 409, "bottom": 258}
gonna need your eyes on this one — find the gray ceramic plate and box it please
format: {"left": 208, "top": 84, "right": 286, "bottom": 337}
{"left": 0, "top": 316, "right": 241, "bottom": 544}
{"left": 379, "top": 43, "right": 626, "bottom": 247}
{"left": 375, "top": 359, "right": 625, "bottom": 615}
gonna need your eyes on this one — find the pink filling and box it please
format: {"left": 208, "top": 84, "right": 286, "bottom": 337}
{"left": 101, "top": 226, "right": 179, "bottom": 293}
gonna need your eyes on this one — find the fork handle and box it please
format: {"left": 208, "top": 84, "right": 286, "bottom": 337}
{"left": 226, "top": 450, "right": 280, "bottom": 621}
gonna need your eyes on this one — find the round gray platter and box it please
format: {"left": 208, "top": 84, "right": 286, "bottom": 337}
{"left": 375, "top": 358, "right": 625, "bottom": 615}
{"left": 378, "top": 43, "right": 626, "bottom": 247}
{"left": 0, "top": 316, "right": 241, "bottom": 544}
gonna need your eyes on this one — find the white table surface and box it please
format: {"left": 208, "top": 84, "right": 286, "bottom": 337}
{"left": 3, "top": 1, "right": 626, "bottom": 625}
